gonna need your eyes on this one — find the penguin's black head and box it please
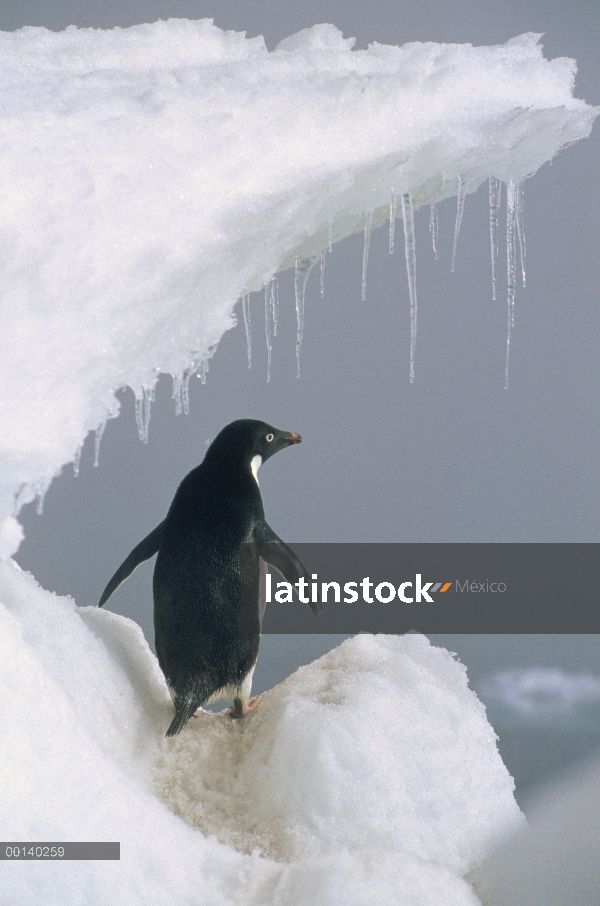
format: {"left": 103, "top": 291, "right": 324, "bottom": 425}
{"left": 207, "top": 419, "right": 302, "bottom": 470}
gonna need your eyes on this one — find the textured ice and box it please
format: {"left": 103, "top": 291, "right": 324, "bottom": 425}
{"left": 0, "top": 20, "right": 597, "bottom": 553}
{"left": 0, "top": 559, "right": 523, "bottom": 904}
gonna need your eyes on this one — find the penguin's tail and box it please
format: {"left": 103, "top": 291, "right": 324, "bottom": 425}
{"left": 165, "top": 677, "right": 215, "bottom": 737}
{"left": 165, "top": 697, "right": 200, "bottom": 737}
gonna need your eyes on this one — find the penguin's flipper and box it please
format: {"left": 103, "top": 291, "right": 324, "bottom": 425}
{"left": 99, "top": 520, "right": 165, "bottom": 607}
{"left": 254, "top": 521, "right": 321, "bottom": 615}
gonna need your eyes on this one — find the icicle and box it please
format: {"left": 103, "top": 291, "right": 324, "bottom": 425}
{"left": 401, "top": 192, "right": 418, "bottom": 384}
{"left": 451, "top": 176, "right": 466, "bottom": 273}
{"left": 389, "top": 191, "right": 397, "bottom": 254}
{"left": 182, "top": 377, "right": 190, "bottom": 414}
{"left": 294, "top": 256, "right": 318, "bottom": 377}
{"left": 182, "top": 363, "right": 198, "bottom": 415}
{"left": 328, "top": 219, "right": 333, "bottom": 253}
{"left": 144, "top": 386, "right": 154, "bottom": 441}
{"left": 72, "top": 444, "right": 83, "bottom": 478}
{"left": 271, "top": 277, "right": 279, "bottom": 337}
{"left": 148, "top": 385, "right": 156, "bottom": 430}
{"left": 181, "top": 376, "right": 190, "bottom": 415}
{"left": 516, "top": 180, "right": 526, "bottom": 288}
{"left": 429, "top": 202, "right": 438, "bottom": 260}
{"left": 134, "top": 397, "right": 144, "bottom": 441}
{"left": 242, "top": 293, "right": 252, "bottom": 368}
{"left": 264, "top": 282, "right": 272, "bottom": 382}
{"left": 320, "top": 250, "right": 326, "bottom": 297}
{"left": 489, "top": 177, "right": 501, "bottom": 301}
{"left": 172, "top": 373, "right": 183, "bottom": 415}
{"left": 35, "top": 485, "right": 47, "bottom": 516}
{"left": 504, "top": 180, "right": 517, "bottom": 389}
{"left": 198, "top": 359, "right": 208, "bottom": 385}
{"left": 94, "top": 419, "right": 107, "bottom": 467}
{"left": 12, "top": 482, "right": 26, "bottom": 515}
{"left": 135, "top": 386, "right": 154, "bottom": 443}
{"left": 361, "top": 212, "right": 373, "bottom": 301}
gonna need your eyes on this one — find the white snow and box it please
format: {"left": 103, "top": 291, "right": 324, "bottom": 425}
{"left": 0, "top": 20, "right": 597, "bottom": 553}
{"left": 0, "top": 559, "right": 522, "bottom": 904}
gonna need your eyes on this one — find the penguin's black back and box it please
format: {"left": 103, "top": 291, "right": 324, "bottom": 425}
{"left": 97, "top": 419, "right": 313, "bottom": 736}
{"left": 153, "top": 421, "right": 270, "bottom": 703}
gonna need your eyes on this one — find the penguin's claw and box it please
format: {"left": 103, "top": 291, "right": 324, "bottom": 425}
{"left": 245, "top": 694, "right": 262, "bottom": 714}
{"left": 228, "top": 694, "right": 262, "bottom": 718}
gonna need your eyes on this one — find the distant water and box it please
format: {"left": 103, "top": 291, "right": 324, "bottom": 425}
{"left": 474, "top": 667, "right": 600, "bottom": 808}
{"left": 432, "top": 635, "right": 600, "bottom": 810}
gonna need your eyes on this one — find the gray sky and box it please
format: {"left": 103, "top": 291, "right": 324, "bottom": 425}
{"left": 5, "top": 0, "right": 600, "bottom": 797}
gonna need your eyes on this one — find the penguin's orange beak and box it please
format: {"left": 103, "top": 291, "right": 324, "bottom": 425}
{"left": 282, "top": 432, "right": 302, "bottom": 444}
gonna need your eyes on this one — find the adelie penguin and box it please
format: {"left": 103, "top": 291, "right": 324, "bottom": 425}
{"left": 99, "top": 419, "right": 319, "bottom": 737}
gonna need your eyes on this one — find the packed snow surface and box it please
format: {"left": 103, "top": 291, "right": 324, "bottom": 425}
{"left": 0, "top": 560, "right": 522, "bottom": 905}
{"left": 0, "top": 19, "right": 597, "bottom": 553}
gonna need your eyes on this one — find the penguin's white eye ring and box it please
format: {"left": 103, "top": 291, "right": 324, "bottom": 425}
{"left": 266, "top": 433, "right": 274, "bottom": 442}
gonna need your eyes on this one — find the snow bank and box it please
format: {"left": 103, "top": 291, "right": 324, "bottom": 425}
{"left": 0, "top": 20, "right": 597, "bottom": 552}
{"left": 156, "top": 633, "right": 519, "bottom": 870}
{"left": 0, "top": 560, "right": 522, "bottom": 905}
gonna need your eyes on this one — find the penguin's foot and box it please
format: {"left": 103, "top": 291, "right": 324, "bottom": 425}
{"left": 228, "top": 695, "right": 262, "bottom": 719}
